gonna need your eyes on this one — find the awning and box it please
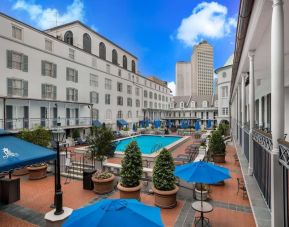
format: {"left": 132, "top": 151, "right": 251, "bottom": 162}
{"left": 0, "top": 135, "right": 56, "bottom": 173}
{"left": 92, "top": 120, "right": 102, "bottom": 127}
{"left": 117, "top": 119, "right": 128, "bottom": 126}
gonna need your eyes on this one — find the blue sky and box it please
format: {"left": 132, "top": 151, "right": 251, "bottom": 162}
{"left": 0, "top": 0, "right": 239, "bottom": 94}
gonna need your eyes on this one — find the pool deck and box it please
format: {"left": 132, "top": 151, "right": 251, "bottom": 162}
{"left": 0, "top": 137, "right": 256, "bottom": 227}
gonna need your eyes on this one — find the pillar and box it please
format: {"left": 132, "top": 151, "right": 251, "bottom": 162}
{"left": 271, "top": 0, "right": 284, "bottom": 226}
{"left": 248, "top": 50, "right": 255, "bottom": 176}
{"left": 241, "top": 73, "right": 246, "bottom": 153}
{"left": 238, "top": 83, "right": 241, "bottom": 145}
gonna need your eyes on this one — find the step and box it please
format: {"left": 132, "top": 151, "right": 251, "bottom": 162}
{"left": 61, "top": 172, "right": 83, "bottom": 180}
{"left": 71, "top": 161, "right": 95, "bottom": 168}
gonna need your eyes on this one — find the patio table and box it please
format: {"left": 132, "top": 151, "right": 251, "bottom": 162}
{"left": 191, "top": 201, "right": 213, "bottom": 227}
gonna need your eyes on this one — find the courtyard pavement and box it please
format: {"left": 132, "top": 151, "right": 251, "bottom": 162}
{"left": 0, "top": 136, "right": 256, "bottom": 227}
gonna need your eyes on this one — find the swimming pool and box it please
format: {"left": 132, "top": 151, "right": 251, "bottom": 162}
{"left": 115, "top": 135, "right": 183, "bottom": 154}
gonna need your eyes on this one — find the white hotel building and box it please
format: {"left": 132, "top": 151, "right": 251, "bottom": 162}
{"left": 0, "top": 13, "right": 172, "bottom": 134}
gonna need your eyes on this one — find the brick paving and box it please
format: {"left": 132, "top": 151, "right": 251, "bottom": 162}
{"left": 0, "top": 136, "right": 256, "bottom": 227}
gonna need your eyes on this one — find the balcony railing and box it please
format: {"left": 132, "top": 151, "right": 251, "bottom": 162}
{"left": 1, "top": 117, "right": 92, "bottom": 131}
{"left": 279, "top": 139, "right": 289, "bottom": 170}
{"left": 243, "top": 126, "right": 249, "bottom": 161}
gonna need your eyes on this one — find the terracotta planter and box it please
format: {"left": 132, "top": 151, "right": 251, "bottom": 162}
{"left": 117, "top": 182, "right": 142, "bottom": 201}
{"left": 195, "top": 188, "right": 208, "bottom": 201}
{"left": 213, "top": 154, "right": 226, "bottom": 163}
{"left": 27, "top": 165, "right": 48, "bottom": 180}
{"left": 91, "top": 174, "right": 115, "bottom": 194}
{"left": 12, "top": 168, "right": 29, "bottom": 176}
{"left": 152, "top": 186, "right": 179, "bottom": 209}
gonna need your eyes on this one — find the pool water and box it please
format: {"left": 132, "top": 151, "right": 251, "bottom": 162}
{"left": 115, "top": 135, "right": 182, "bottom": 154}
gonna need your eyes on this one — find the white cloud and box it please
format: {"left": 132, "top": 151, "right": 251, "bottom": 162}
{"left": 168, "top": 81, "right": 176, "bottom": 96}
{"left": 176, "top": 1, "right": 237, "bottom": 46}
{"left": 12, "top": 0, "right": 85, "bottom": 30}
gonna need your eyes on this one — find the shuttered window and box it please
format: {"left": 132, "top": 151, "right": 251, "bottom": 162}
{"left": 41, "top": 60, "right": 56, "bottom": 78}
{"left": 66, "top": 68, "right": 78, "bottom": 82}
{"left": 136, "top": 99, "right": 140, "bottom": 107}
{"left": 90, "top": 92, "right": 99, "bottom": 104}
{"left": 105, "top": 78, "right": 112, "bottom": 90}
{"left": 105, "top": 94, "right": 110, "bottom": 105}
{"left": 117, "top": 96, "right": 123, "bottom": 106}
{"left": 90, "top": 74, "right": 98, "bottom": 87}
{"left": 12, "top": 25, "right": 22, "bottom": 40}
{"left": 41, "top": 84, "right": 56, "bottom": 100}
{"left": 7, "top": 50, "right": 28, "bottom": 72}
{"left": 127, "top": 85, "right": 132, "bottom": 94}
{"left": 127, "top": 98, "right": 132, "bottom": 107}
{"left": 7, "top": 78, "right": 28, "bottom": 97}
{"left": 66, "top": 88, "right": 78, "bottom": 101}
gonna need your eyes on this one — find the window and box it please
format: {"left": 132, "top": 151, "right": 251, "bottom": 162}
{"left": 64, "top": 31, "right": 73, "bottom": 45}
{"left": 131, "top": 60, "right": 136, "bottom": 73}
{"left": 117, "top": 96, "right": 123, "bottom": 106}
{"left": 69, "top": 48, "right": 75, "bottom": 60}
{"left": 106, "top": 64, "right": 110, "bottom": 74}
{"left": 222, "top": 107, "right": 229, "bottom": 116}
{"left": 127, "top": 85, "right": 132, "bottom": 94}
{"left": 92, "top": 109, "right": 99, "bottom": 120}
{"left": 105, "top": 78, "right": 112, "bottom": 90}
{"left": 127, "top": 98, "right": 132, "bottom": 107}
{"left": 162, "top": 95, "right": 165, "bottom": 101}
{"left": 42, "top": 61, "right": 57, "bottom": 78}
{"left": 158, "top": 94, "right": 161, "bottom": 101}
{"left": 99, "top": 42, "right": 106, "bottom": 60}
{"left": 149, "top": 102, "right": 153, "bottom": 108}
{"left": 66, "top": 68, "right": 78, "bottom": 82}
{"left": 7, "top": 78, "right": 28, "bottom": 97}
{"left": 112, "top": 49, "right": 118, "bottom": 65}
{"left": 221, "top": 86, "right": 228, "bottom": 98}
{"left": 118, "top": 69, "right": 122, "bottom": 77}
{"left": 90, "top": 74, "right": 98, "bottom": 87}
{"left": 7, "top": 50, "right": 28, "bottom": 72}
{"left": 106, "top": 109, "right": 112, "bottom": 120}
{"left": 136, "top": 76, "right": 139, "bottom": 83}
{"left": 191, "top": 101, "right": 195, "bottom": 108}
{"left": 117, "top": 110, "right": 123, "bottom": 119}
{"left": 144, "top": 90, "right": 148, "bottom": 97}
{"left": 83, "top": 33, "right": 91, "bottom": 53}
{"left": 105, "top": 94, "right": 111, "bottom": 104}
{"left": 222, "top": 72, "right": 227, "bottom": 78}
{"left": 136, "top": 99, "right": 140, "bottom": 107}
{"left": 123, "top": 55, "right": 127, "bottom": 69}
{"left": 66, "top": 88, "right": 78, "bottom": 101}
{"left": 144, "top": 101, "right": 148, "bottom": 108}
{"left": 12, "top": 25, "right": 22, "bottom": 40}
{"left": 117, "top": 82, "right": 123, "bottom": 92}
{"left": 135, "top": 87, "right": 140, "bottom": 96}
{"left": 149, "top": 92, "right": 153, "bottom": 99}
{"left": 45, "top": 39, "right": 52, "bottom": 52}
{"left": 159, "top": 103, "right": 161, "bottom": 109}
{"left": 42, "top": 84, "right": 56, "bottom": 100}
{"left": 90, "top": 91, "right": 99, "bottom": 104}
{"left": 202, "top": 101, "right": 208, "bottom": 107}
{"left": 180, "top": 102, "right": 184, "bottom": 108}
{"left": 92, "top": 58, "right": 97, "bottom": 68}
{"left": 154, "top": 93, "right": 157, "bottom": 100}
{"left": 127, "top": 111, "right": 132, "bottom": 119}
{"left": 136, "top": 111, "right": 139, "bottom": 117}
{"left": 154, "top": 103, "right": 157, "bottom": 109}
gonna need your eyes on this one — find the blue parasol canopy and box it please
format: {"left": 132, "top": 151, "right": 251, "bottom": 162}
{"left": 206, "top": 119, "right": 212, "bottom": 129}
{"left": 63, "top": 199, "right": 164, "bottom": 227}
{"left": 194, "top": 119, "right": 201, "bottom": 131}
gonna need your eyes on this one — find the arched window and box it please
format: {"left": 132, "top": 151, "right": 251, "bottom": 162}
{"left": 123, "top": 55, "right": 127, "bottom": 69}
{"left": 106, "top": 109, "right": 112, "bottom": 120}
{"left": 99, "top": 42, "right": 106, "bottom": 60}
{"left": 117, "top": 110, "right": 123, "bottom": 119}
{"left": 131, "top": 60, "right": 136, "bottom": 73}
{"left": 83, "top": 33, "right": 91, "bottom": 53}
{"left": 64, "top": 31, "right": 73, "bottom": 45}
{"left": 127, "top": 111, "right": 132, "bottom": 119}
{"left": 112, "top": 49, "right": 118, "bottom": 65}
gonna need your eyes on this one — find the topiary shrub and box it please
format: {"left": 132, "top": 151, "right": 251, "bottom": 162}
{"left": 153, "top": 149, "right": 176, "bottom": 191}
{"left": 208, "top": 130, "right": 226, "bottom": 156}
{"left": 120, "top": 141, "right": 143, "bottom": 187}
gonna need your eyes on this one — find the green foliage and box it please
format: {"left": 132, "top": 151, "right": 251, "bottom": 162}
{"left": 94, "top": 170, "right": 113, "bottom": 180}
{"left": 208, "top": 130, "right": 226, "bottom": 156}
{"left": 72, "top": 129, "right": 80, "bottom": 140}
{"left": 218, "top": 123, "right": 229, "bottom": 136}
{"left": 88, "top": 126, "right": 116, "bottom": 169}
{"left": 153, "top": 149, "right": 176, "bottom": 191}
{"left": 17, "top": 127, "right": 51, "bottom": 147}
{"left": 120, "top": 141, "right": 143, "bottom": 187}
{"left": 200, "top": 141, "right": 206, "bottom": 147}
{"left": 123, "top": 127, "right": 129, "bottom": 131}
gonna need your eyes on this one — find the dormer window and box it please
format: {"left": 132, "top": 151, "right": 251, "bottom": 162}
{"left": 202, "top": 101, "right": 208, "bottom": 108}
{"left": 180, "top": 101, "right": 184, "bottom": 108}
{"left": 64, "top": 31, "right": 73, "bottom": 45}
{"left": 191, "top": 101, "right": 195, "bottom": 108}
{"left": 83, "top": 33, "right": 91, "bottom": 53}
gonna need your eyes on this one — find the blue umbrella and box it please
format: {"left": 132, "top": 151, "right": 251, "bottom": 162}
{"left": 194, "top": 119, "right": 201, "bottom": 131}
{"left": 207, "top": 120, "right": 212, "bottom": 129}
{"left": 63, "top": 199, "right": 164, "bottom": 227}
{"left": 168, "top": 120, "right": 172, "bottom": 129}
{"left": 133, "top": 123, "right": 137, "bottom": 131}
{"left": 181, "top": 119, "right": 185, "bottom": 129}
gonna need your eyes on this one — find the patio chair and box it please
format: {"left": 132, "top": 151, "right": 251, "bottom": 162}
{"left": 237, "top": 178, "right": 247, "bottom": 199}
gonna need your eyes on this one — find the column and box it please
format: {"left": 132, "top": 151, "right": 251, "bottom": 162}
{"left": 241, "top": 73, "right": 246, "bottom": 153}
{"left": 271, "top": 0, "right": 284, "bottom": 226}
{"left": 248, "top": 50, "right": 255, "bottom": 176}
{"left": 238, "top": 83, "right": 241, "bottom": 145}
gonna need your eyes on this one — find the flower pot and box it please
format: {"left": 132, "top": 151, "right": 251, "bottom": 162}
{"left": 195, "top": 188, "right": 208, "bottom": 201}
{"left": 12, "top": 167, "right": 29, "bottom": 176}
{"left": 117, "top": 182, "right": 142, "bottom": 201}
{"left": 27, "top": 164, "right": 48, "bottom": 180}
{"left": 152, "top": 185, "right": 179, "bottom": 209}
{"left": 91, "top": 174, "right": 115, "bottom": 194}
{"left": 213, "top": 154, "right": 226, "bottom": 163}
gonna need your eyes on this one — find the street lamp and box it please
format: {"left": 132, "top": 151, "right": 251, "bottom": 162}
{"left": 51, "top": 122, "right": 65, "bottom": 215}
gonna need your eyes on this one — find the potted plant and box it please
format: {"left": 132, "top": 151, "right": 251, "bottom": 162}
{"left": 208, "top": 130, "right": 226, "bottom": 163}
{"left": 117, "top": 141, "right": 143, "bottom": 200}
{"left": 195, "top": 183, "right": 209, "bottom": 200}
{"left": 152, "top": 149, "right": 178, "bottom": 208}
{"left": 27, "top": 163, "right": 48, "bottom": 180}
{"left": 88, "top": 126, "right": 116, "bottom": 194}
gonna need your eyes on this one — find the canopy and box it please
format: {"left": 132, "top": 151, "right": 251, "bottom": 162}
{"left": 194, "top": 119, "right": 201, "bottom": 131}
{"left": 174, "top": 161, "right": 231, "bottom": 184}
{"left": 0, "top": 134, "right": 56, "bottom": 172}
{"left": 145, "top": 119, "right": 150, "bottom": 128}
{"left": 117, "top": 119, "right": 128, "bottom": 126}
{"left": 63, "top": 199, "right": 164, "bottom": 227}
{"left": 181, "top": 119, "right": 185, "bottom": 129}
{"left": 139, "top": 120, "right": 145, "bottom": 128}
{"left": 206, "top": 119, "right": 212, "bottom": 129}
{"left": 154, "top": 119, "right": 161, "bottom": 128}
{"left": 92, "top": 120, "right": 102, "bottom": 127}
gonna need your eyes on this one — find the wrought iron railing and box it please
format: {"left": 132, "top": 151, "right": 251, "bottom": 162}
{"left": 252, "top": 129, "right": 273, "bottom": 152}
{"left": 279, "top": 139, "right": 289, "bottom": 170}
{"left": 243, "top": 127, "right": 249, "bottom": 161}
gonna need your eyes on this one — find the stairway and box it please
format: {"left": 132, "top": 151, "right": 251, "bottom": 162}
{"left": 61, "top": 161, "right": 95, "bottom": 180}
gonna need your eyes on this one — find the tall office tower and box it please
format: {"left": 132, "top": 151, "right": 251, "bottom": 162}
{"left": 175, "top": 41, "right": 214, "bottom": 96}
{"left": 191, "top": 41, "right": 214, "bottom": 95}
{"left": 176, "top": 61, "right": 191, "bottom": 96}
